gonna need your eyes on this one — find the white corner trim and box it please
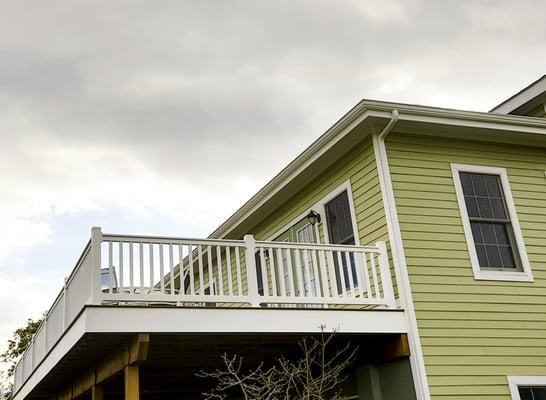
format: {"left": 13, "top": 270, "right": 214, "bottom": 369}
{"left": 451, "top": 163, "right": 533, "bottom": 282}
{"left": 508, "top": 376, "right": 546, "bottom": 399}
{"left": 372, "top": 126, "right": 431, "bottom": 400}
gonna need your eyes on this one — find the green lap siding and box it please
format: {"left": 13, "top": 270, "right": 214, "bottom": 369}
{"left": 387, "top": 132, "right": 546, "bottom": 399}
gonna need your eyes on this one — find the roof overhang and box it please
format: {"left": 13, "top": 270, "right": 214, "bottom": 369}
{"left": 490, "top": 75, "right": 546, "bottom": 114}
{"left": 210, "top": 99, "right": 546, "bottom": 239}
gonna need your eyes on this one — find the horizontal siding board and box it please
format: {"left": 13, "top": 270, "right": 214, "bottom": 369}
{"left": 388, "top": 132, "right": 546, "bottom": 398}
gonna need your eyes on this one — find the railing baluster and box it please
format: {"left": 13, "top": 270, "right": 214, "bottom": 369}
{"left": 216, "top": 246, "right": 224, "bottom": 296}
{"left": 318, "top": 250, "right": 330, "bottom": 298}
{"left": 149, "top": 243, "right": 155, "bottom": 292}
{"left": 159, "top": 244, "right": 165, "bottom": 293}
{"left": 362, "top": 252, "right": 372, "bottom": 299}
{"left": 235, "top": 246, "right": 243, "bottom": 296}
{"left": 353, "top": 251, "right": 365, "bottom": 298}
{"left": 129, "top": 242, "right": 134, "bottom": 293}
{"left": 285, "top": 247, "right": 295, "bottom": 297}
{"left": 311, "top": 249, "right": 321, "bottom": 298}
{"left": 336, "top": 251, "right": 347, "bottom": 297}
{"left": 169, "top": 244, "right": 174, "bottom": 295}
{"left": 369, "top": 251, "right": 380, "bottom": 298}
{"left": 225, "top": 247, "right": 233, "bottom": 296}
{"left": 294, "top": 249, "right": 305, "bottom": 297}
{"left": 207, "top": 245, "right": 214, "bottom": 294}
{"left": 344, "top": 251, "right": 355, "bottom": 298}
{"left": 178, "top": 244, "right": 184, "bottom": 295}
{"left": 276, "top": 248, "right": 286, "bottom": 297}
{"left": 302, "top": 249, "right": 312, "bottom": 297}
{"left": 109, "top": 241, "right": 114, "bottom": 293}
{"left": 259, "top": 247, "right": 269, "bottom": 297}
{"left": 198, "top": 245, "right": 205, "bottom": 294}
{"left": 189, "top": 244, "right": 195, "bottom": 295}
{"left": 139, "top": 242, "right": 144, "bottom": 292}
{"left": 326, "top": 250, "right": 337, "bottom": 297}
{"left": 119, "top": 242, "right": 124, "bottom": 292}
{"left": 269, "top": 248, "right": 277, "bottom": 297}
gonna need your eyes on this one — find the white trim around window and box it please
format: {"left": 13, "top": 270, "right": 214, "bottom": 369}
{"left": 451, "top": 163, "right": 533, "bottom": 282}
{"left": 267, "top": 180, "right": 361, "bottom": 246}
{"left": 508, "top": 376, "right": 546, "bottom": 399}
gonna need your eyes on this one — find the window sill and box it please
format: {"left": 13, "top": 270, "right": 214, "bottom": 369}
{"left": 474, "top": 270, "right": 534, "bottom": 282}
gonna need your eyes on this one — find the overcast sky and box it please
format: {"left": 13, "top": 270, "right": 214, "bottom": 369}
{"left": 1, "top": 0, "right": 545, "bottom": 359}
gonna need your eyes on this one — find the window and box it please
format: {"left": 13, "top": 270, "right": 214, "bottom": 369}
{"left": 324, "top": 191, "right": 358, "bottom": 291}
{"left": 452, "top": 164, "right": 533, "bottom": 282}
{"left": 508, "top": 376, "right": 546, "bottom": 400}
{"left": 325, "top": 191, "right": 355, "bottom": 245}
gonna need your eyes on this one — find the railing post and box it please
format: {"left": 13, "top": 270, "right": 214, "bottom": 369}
{"left": 90, "top": 226, "right": 103, "bottom": 304}
{"left": 244, "top": 235, "right": 260, "bottom": 307}
{"left": 376, "top": 241, "right": 396, "bottom": 308}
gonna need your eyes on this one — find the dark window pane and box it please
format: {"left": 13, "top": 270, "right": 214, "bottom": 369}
{"left": 464, "top": 196, "right": 480, "bottom": 217}
{"left": 499, "top": 246, "right": 516, "bottom": 269}
{"left": 481, "top": 223, "right": 496, "bottom": 244}
{"left": 471, "top": 222, "right": 483, "bottom": 244}
{"left": 532, "top": 387, "right": 546, "bottom": 400}
{"left": 485, "top": 175, "right": 502, "bottom": 197}
{"left": 325, "top": 191, "right": 355, "bottom": 245}
{"left": 490, "top": 198, "right": 507, "bottom": 219}
{"left": 493, "top": 224, "right": 510, "bottom": 245}
{"left": 477, "top": 197, "right": 493, "bottom": 218}
{"left": 460, "top": 173, "right": 474, "bottom": 195}
{"left": 475, "top": 245, "right": 488, "bottom": 268}
{"left": 485, "top": 245, "right": 502, "bottom": 268}
{"left": 472, "top": 174, "right": 488, "bottom": 197}
{"left": 518, "top": 388, "right": 532, "bottom": 400}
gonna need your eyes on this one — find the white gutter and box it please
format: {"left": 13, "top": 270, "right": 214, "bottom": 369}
{"left": 372, "top": 109, "right": 431, "bottom": 400}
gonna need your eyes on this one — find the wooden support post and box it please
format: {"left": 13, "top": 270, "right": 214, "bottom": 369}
{"left": 91, "top": 385, "right": 104, "bottom": 400}
{"left": 124, "top": 365, "right": 139, "bottom": 400}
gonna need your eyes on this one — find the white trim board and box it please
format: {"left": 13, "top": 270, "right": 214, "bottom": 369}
{"left": 451, "top": 163, "right": 533, "bottom": 282}
{"left": 508, "top": 376, "right": 546, "bottom": 400}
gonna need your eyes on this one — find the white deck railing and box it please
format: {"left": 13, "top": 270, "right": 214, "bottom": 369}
{"left": 13, "top": 227, "right": 396, "bottom": 392}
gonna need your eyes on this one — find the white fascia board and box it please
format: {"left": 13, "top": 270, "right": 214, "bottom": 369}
{"left": 491, "top": 76, "right": 546, "bottom": 114}
{"left": 85, "top": 306, "right": 407, "bottom": 334}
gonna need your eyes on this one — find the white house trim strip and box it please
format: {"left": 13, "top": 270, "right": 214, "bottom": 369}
{"left": 85, "top": 306, "right": 406, "bottom": 334}
{"left": 372, "top": 112, "right": 431, "bottom": 400}
{"left": 508, "top": 376, "right": 546, "bottom": 400}
{"left": 451, "top": 163, "right": 533, "bottom": 282}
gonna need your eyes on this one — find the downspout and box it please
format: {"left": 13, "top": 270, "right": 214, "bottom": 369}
{"left": 372, "top": 109, "right": 431, "bottom": 400}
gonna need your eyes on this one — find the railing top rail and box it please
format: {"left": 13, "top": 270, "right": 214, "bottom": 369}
{"left": 255, "top": 240, "right": 381, "bottom": 252}
{"left": 102, "top": 233, "right": 245, "bottom": 247}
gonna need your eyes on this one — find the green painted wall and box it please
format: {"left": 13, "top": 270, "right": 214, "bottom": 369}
{"left": 387, "top": 132, "right": 546, "bottom": 399}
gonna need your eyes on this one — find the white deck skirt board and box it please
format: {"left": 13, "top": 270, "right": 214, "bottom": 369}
{"left": 84, "top": 306, "right": 407, "bottom": 334}
{"left": 13, "top": 306, "right": 406, "bottom": 400}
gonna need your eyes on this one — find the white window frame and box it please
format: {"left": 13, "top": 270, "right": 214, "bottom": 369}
{"left": 508, "top": 376, "right": 546, "bottom": 399}
{"left": 451, "top": 163, "right": 533, "bottom": 282}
